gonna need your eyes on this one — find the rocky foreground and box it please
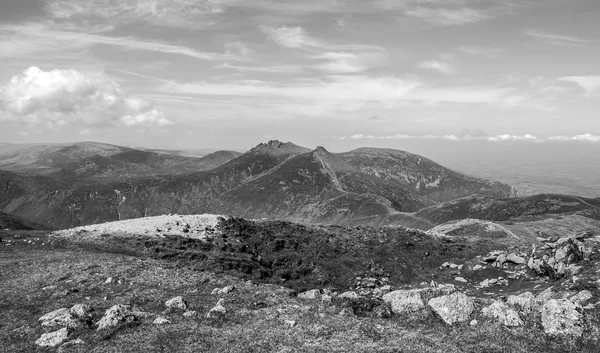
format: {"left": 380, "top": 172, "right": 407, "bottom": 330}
{"left": 1, "top": 215, "right": 599, "bottom": 352}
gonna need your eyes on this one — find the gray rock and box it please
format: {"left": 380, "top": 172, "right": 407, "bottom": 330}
{"left": 428, "top": 292, "right": 474, "bottom": 325}
{"left": 298, "top": 289, "right": 321, "bottom": 300}
{"left": 482, "top": 301, "right": 523, "bottom": 326}
{"left": 570, "top": 290, "right": 593, "bottom": 305}
{"left": 38, "top": 308, "right": 81, "bottom": 329}
{"left": 541, "top": 299, "right": 583, "bottom": 337}
{"left": 507, "top": 292, "right": 535, "bottom": 313}
{"left": 35, "top": 328, "right": 70, "bottom": 347}
{"left": 470, "top": 319, "right": 478, "bottom": 326}
{"left": 70, "top": 304, "right": 94, "bottom": 321}
{"left": 165, "top": 296, "right": 188, "bottom": 310}
{"left": 153, "top": 316, "right": 170, "bottom": 325}
{"left": 454, "top": 277, "right": 468, "bottom": 283}
{"left": 505, "top": 253, "right": 526, "bottom": 265}
{"left": 96, "top": 305, "right": 136, "bottom": 331}
{"left": 338, "top": 291, "right": 359, "bottom": 299}
{"left": 183, "top": 311, "right": 197, "bottom": 318}
{"left": 207, "top": 299, "right": 226, "bottom": 318}
{"left": 382, "top": 290, "right": 424, "bottom": 314}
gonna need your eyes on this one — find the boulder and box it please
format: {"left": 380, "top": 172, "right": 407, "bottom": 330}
{"left": 507, "top": 292, "right": 535, "bottom": 313}
{"left": 298, "top": 289, "right": 322, "bottom": 300}
{"left": 428, "top": 292, "right": 474, "bottom": 325}
{"left": 183, "top": 311, "right": 198, "bottom": 318}
{"left": 338, "top": 291, "right": 359, "bottom": 299}
{"left": 541, "top": 299, "right": 583, "bottom": 337}
{"left": 153, "top": 316, "right": 170, "bottom": 325}
{"left": 482, "top": 301, "right": 523, "bottom": 326}
{"left": 383, "top": 290, "right": 424, "bottom": 314}
{"left": 35, "top": 328, "right": 70, "bottom": 348}
{"left": 207, "top": 299, "right": 227, "bottom": 318}
{"left": 70, "top": 304, "right": 94, "bottom": 321}
{"left": 505, "top": 253, "right": 526, "bottom": 265}
{"left": 454, "top": 277, "right": 468, "bottom": 283}
{"left": 96, "top": 305, "right": 137, "bottom": 331}
{"left": 165, "top": 296, "right": 188, "bottom": 310}
{"left": 38, "top": 308, "right": 81, "bottom": 329}
{"left": 570, "top": 290, "right": 593, "bottom": 305}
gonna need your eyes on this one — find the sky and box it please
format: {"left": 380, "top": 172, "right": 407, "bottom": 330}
{"left": 0, "top": 0, "right": 599, "bottom": 151}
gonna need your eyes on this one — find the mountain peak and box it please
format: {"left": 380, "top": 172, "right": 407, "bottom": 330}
{"left": 251, "top": 140, "right": 310, "bottom": 155}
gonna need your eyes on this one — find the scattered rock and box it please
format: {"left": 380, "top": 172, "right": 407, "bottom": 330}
{"left": 104, "top": 277, "right": 113, "bottom": 284}
{"left": 541, "top": 299, "right": 583, "bottom": 337}
{"left": 70, "top": 304, "right": 94, "bottom": 322}
{"left": 153, "top": 316, "right": 170, "bottom": 325}
{"left": 38, "top": 308, "right": 81, "bottom": 329}
{"left": 482, "top": 301, "right": 523, "bottom": 326}
{"left": 298, "top": 289, "right": 322, "bottom": 300}
{"left": 470, "top": 319, "right": 478, "bottom": 326}
{"left": 284, "top": 320, "right": 296, "bottom": 328}
{"left": 338, "top": 308, "right": 354, "bottom": 316}
{"left": 454, "top": 277, "right": 467, "bottom": 283}
{"left": 382, "top": 290, "right": 424, "bottom": 314}
{"left": 212, "top": 285, "right": 235, "bottom": 295}
{"left": 207, "top": 299, "right": 227, "bottom": 318}
{"left": 472, "top": 265, "right": 483, "bottom": 271}
{"left": 165, "top": 296, "right": 188, "bottom": 310}
{"left": 183, "top": 311, "right": 198, "bottom": 318}
{"left": 507, "top": 292, "right": 535, "bottom": 313}
{"left": 35, "top": 328, "right": 70, "bottom": 348}
{"left": 96, "top": 305, "right": 137, "bottom": 331}
{"left": 338, "top": 291, "right": 359, "bottom": 299}
{"left": 428, "top": 292, "right": 474, "bottom": 325}
{"left": 570, "top": 290, "right": 593, "bottom": 305}
{"left": 506, "top": 253, "right": 526, "bottom": 265}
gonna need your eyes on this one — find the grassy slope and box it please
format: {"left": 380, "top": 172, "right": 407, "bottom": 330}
{"left": 1, "top": 230, "right": 598, "bottom": 353}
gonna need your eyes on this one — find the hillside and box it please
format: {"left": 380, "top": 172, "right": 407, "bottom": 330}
{"left": 0, "top": 140, "right": 519, "bottom": 230}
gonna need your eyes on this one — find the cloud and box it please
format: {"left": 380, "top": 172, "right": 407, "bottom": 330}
{"left": 0, "top": 23, "right": 242, "bottom": 61}
{"left": 404, "top": 7, "right": 489, "bottom": 25}
{"left": 259, "top": 25, "right": 320, "bottom": 49}
{"left": 0, "top": 66, "right": 172, "bottom": 128}
{"left": 524, "top": 29, "right": 587, "bottom": 46}
{"left": 558, "top": 76, "right": 600, "bottom": 96}
{"left": 418, "top": 60, "right": 456, "bottom": 75}
{"left": 45, "top": 0, "right": 226, "bottom": 29}
{"left": 459, "top": 46, "right": 503, "bottom": 56}
{"left": 216, "top": 63, "right": 305, "bottom": 74}
{"left": 340, "top": 133, "right": 600, "bottom": 143}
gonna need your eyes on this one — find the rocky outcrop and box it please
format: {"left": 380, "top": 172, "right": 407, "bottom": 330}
{"left": 507, "top": 292, "right": 535, "bottom": 314}
{"left": 207, "top": 299, "right": 227, "bottom": 318}
{"left": 165, "top": 296, "right": 188, "bottom": 310}
{"left": 540, "top": 299, "right": 584, "bottom": 337}
{"left": 96, "top": 305, "right": 137, "bottom": 331}
{"left": 527, "top": 232, "right": 594, "bottom": 278}
{"left": 428, "top": 292, "right": 474, "bottom": 325}
{"left": 482, "top": 301, "right": 523, "bottom": 327}
{"left": 38, "top": 308, "right": 82, "bottom": 329}
{"left": 383, "top": 286, "right": 456, "bottom": 315}
{"left": 35, "top": 328, "right": 70, "bottom": 347}
{"left": 298, "top": 289, "right": 322, "bottom": 300}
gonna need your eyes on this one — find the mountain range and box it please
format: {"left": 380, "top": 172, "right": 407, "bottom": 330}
{"left": 1, "top": 140, "right": 598, "bottom": 231}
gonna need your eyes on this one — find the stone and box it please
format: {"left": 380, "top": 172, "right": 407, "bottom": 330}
{"left": 221, "top": 285, "right": 235, "bottom": 294}
{"left": 183, "top": 311, "right": 198, "bottom": 318}
{"left": 383, "top": 290, "right": 424, "bottom": 314}
{"left": 104, "top": 277, "right": 113, "bottom": 284}
{"left": 570, "top": 290, "right": 593, "bottom": 305}
{"left": 338, "top": 308, "right": 354, "bottom": 316}
{"left": 338, "top": 291, "right": 359, "bottom": 299}
{"left": 70, "top": 304, "right": 94, "bottom": 321}
{"left": 165, "top": 296, "right": 188, "bottom": 310}
{"left": 38, "top": 308, "right": 81, "bottom": 329}
{"left": 297, "top": 289, "right": 322, "bottom": 300}
{"left": 153, "top": 316, "right": 170, "bottom": 325}
{"left": 507, "top": 292, "right": 535, "bottom": 313}
{"left": 470, "top": 319, "right": 478, "bottom": 326}
{"left": 454, "top": 277, "right": 468, "bottom": 283}
{"left": 428, "top": 292, "right": 474, "bottom": 325}
{"left": 541, "top": 299, "right": 583, "bottom": 337}
{"left": 482, "top": 301, "right": 523, "bottom": 326}
{"left": 35, "top": 328, "right": 70, "bottom": 348}
{"left": 472, "top": 265, "right": 483, "bottom": 271}
{"left": 96, "top": 305, "right": 137, "bottom": 331}
{"left": 207, "top": 299, "right": 227, "bottom": 318}
{"left": 284, "top": 320, "right": 296, "bottom": 328}
{"left": 505, "top": 253, "right": 526, "bottom": 265}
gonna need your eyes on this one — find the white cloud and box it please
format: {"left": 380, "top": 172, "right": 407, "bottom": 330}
{"left": 524, "top": 29, "right": 587, "bottom": 46}
{"left": 339, "top": 133, "right": 600, "bottom": 143}
{"left": 259, "top": 25, "right": 320, "bottom": 49}
{"left": 0, "top": 23, "right": 241, "bottom": 62}
{"left": 405, "top": 7, "right": 489, "bottom": 25}
{"left": 459, "top": 46, "right": 503, "bottom": 56}
{"left": 548, "top": 134, "right": 600, "bottom": 143}
{"left": 418, "top": 60, "right": 456, "bottom": 75}
{"left": 558, "top": 76, "right": 600, "bottom": 96}
{"left": 0, "top": 66, "right": 172, "bottom": 128}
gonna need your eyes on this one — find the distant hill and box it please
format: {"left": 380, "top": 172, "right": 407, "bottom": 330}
{"left": 0, "top": 212, "right": 49, "bottom": 230}
{"left": 0, "top": 140, "right": 518, "bottom": 229}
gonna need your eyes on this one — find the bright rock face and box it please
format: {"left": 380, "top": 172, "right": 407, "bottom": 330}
{"left": 35, "top": 328, "right": 70, "bottom": 347}
{"left": 541, "top": 299, "right": 584, "bottom": 337}
{"left": 428, "top": 292, "right": 474, "bottom": 325}
{"left": 96, "top": 305, "right": 136, "bottom": 331}
{"left": 482, "top": 301, "right": 523, "bottom": 327}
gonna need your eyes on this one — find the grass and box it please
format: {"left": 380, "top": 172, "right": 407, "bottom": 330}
{"left": 1, "top": 228, "right": 599, "bottom": 352}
